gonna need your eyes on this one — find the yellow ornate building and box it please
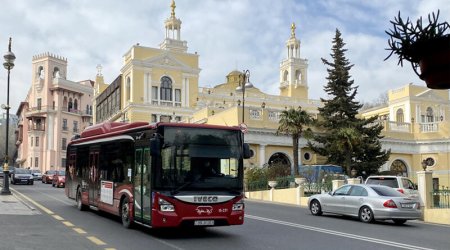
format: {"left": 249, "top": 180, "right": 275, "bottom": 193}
{"left": 93, "top": 1, "right": 450, "bottom": 187}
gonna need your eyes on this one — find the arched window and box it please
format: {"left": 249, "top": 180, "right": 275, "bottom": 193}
{"left": 283, "top": 70, "right": 289, "bottom": 82}
{"left": 53, "top": 67, "right": 60, "bottom": 78}
{"left": 68, "top": 98, "right": 73, "bottom": 111}
{"left": 396, "top": 108, "right": 404, "bottom": 123}
{"left": 426, "top": 107, "right": 434, "bottom": 122}
{"left": 390, "top": 160, "right": 408, "bottom": 177}
{"left": 37, "top": 66, "right": 44, "bottom": 79}
{"left": 126, "top": 77, "right": 131, "bottom": 101}
{"left": 160, "top": 76, "right": 172, "bottom": 101}
{"left": 295, "top": 70, "right": 301, "bottom": 82}
{"left": 74, "top": 99, "right": 78, "bottom": 111}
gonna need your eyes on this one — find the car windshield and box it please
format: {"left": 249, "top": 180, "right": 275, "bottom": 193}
{"left": 15, "top": 168, "right": 31, "bottom": 174}
{"left": 56, "top": 171, "right": 65, "bottom": 175}
{"left": 366, "top": 177, "right": 399, "bottom": 188}
{"left": 31, "top": 170, "right": 41, "bottom": 174}
{"left": 370, "top": 185, "right": 404, "bottom": 197}
{"left": 47, "top": 170, "right": 56, "bottom": 174}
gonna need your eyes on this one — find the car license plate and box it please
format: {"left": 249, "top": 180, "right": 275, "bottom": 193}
{"left": 401, "top": 203, "right": 414, "bottom": 208}
{"left": 194, "top": 220, "right": 214, "bottom": 226}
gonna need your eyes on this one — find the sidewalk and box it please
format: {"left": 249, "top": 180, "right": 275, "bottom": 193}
{"left": 0, "top": 185, "right": 39, "bottom": 215}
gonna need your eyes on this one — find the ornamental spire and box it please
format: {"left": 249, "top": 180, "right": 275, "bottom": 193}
{"left": 291, "top": 22, "right": 296, "bottom": 38}
{"left": 171, "top": 0, "right": 176, "bottom": 17}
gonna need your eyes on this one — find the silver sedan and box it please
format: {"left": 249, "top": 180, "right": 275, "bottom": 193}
{"left": 308, "top": 184, "right": 421, "bottom": 225}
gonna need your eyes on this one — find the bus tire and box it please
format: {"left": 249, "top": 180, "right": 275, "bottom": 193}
{"left": 77, "top": 189, "right": 87, "bottom": 211}
{"left": 120, "top": 197, "right": 133, "bottom": 229}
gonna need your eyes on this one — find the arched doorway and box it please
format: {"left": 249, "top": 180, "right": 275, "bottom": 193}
{"left": 390, "top": 159, "right": 408, "bottom": 177}
{"left": 268, "top": 152, "right": 292, "bottom": 175}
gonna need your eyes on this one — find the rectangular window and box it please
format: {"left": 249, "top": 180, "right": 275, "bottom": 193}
{"left": 35, "top": 157, "right": 39, "bottom": 169}
{"left": 62, "top": 138, "right": 67, "bottom": 150}
{"left": 151, "top": 114, "right": 157, "bottom": 123}
{"left": 61, "top": 158, "right": 66, "bottom": 168}
{"left": 30, "top": 157, "right": 33, "bottom": 167}
{"left": 73, "top": 121, "right": 78, "bottom": 133}
{"left": 36, "top": 137, "right": 39, "bottom": 147}
{"left": 31, "top": 137, "right": 33, "bottom": 147}
{"left": 175, "top": 89, "right": 181, "bottom": 102}
{"left": 37, "top": 98, "right": 42, "bottom": 110}
{"left": 62, "top": 119, "right": 68, "bottom": 131}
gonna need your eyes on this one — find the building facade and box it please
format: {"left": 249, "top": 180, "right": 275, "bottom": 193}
{"left": 93, "top": 1, "right": 450, "bottom": 187}
{"left": 15, "top": 53, "right": 94, "bottom": 172}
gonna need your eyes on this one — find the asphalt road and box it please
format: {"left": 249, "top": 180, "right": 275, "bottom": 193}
{"left": 4, "top": 182, "right": 450, "bottom": 250}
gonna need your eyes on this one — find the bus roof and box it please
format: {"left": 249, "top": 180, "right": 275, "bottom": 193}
{"left": 70, "top": 121, "right": 241, "bottom": 146}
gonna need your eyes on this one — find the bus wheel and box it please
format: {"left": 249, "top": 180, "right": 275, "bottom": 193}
{"left": 77, "top": 190, "right": 87, "bottom": 211}
{"left": 121, "top": 197, "right": 133, "bottom": 228}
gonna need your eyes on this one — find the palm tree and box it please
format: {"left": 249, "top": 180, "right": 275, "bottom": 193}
{"left": 276, "top": 107, "right": 313, "bottom": 176}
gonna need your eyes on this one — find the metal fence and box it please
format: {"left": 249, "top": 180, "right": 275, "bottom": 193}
{"left": 245, "top": 175, "right": 334, "bottom": 195}
{"left": 431, "top": 189, "right": 450, "bottom": 208}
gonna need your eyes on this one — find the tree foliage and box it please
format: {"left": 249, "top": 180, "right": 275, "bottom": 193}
{"left": 308, "top": 29, "right": 390, "bottom": 176}
{"left": 277, "top": 107, "right": 313, "bottom": 175}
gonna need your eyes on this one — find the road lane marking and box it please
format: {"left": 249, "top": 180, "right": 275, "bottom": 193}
{"left": 13, "top": 188, "right": 114, "bottom": 249}
{"left": 104, "top": 248, "right": 117, "bottom": 250}
{"left": 87, "top": 236, "right": 107, "bottom": 246}
{"left": 14, "top": 191, "right": 55, "bottom": 215}
{"left": 63, "top": 221, "right": 75, "bottom": 227}
{"left": 246, "top": 214, "right": 435, "bottom": 250}
{"left": 52, "top": 215, "right": 64, "bottom": 220}
{"left": 73, "top": 228, "right": 87, "bottom": 234}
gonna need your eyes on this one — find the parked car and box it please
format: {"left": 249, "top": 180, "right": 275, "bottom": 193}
{"left": 308, "top": 184, "right": 421, "bottom": 225}
{"left": 52, "top": 170, "right": 66, "bottom": 188}
{"left": 0, "top": 167, "right": 3, "bottom": 178}
{"left": 42, "top": 170, "right": 56, "bottom": 184}
{"left": 0, "top": 167, "right": 14, "bottom": 178}
{"left": 10, "top": 168, "right": 34, "bottom": 185}
{"left": 31, "top": 170, "right": 43, "bottom": 180}
{"left": 365, "top": 176, "right": 419, "bottom": 198}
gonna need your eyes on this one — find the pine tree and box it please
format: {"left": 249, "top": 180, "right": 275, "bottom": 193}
{"left": 308, "top": 29, "right": 390, "bottom": 177}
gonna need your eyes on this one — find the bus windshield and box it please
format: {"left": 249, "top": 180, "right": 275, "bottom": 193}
{"left": 154, "top": 127, "right": 243, "bottom": 194}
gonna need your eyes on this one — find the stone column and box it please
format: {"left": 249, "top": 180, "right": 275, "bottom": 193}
{"left": 332, "top": 179, "right": 345, "bottom": 191}
{"left": 259, "top": 145, "right": 266, "bottom": 167}
{"left": 417, "top": 170, "right": 433, "bottom": 208}
{"left": 296, "top": 185, "right": 304, "bottom": 205}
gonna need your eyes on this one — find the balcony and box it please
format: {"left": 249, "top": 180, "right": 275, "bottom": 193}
{"left": 25, "top": 106, "right": 56, "bottom": 118}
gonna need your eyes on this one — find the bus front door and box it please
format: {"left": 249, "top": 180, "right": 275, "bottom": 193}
{"left": 133, "top": 147, "right": 151, "bottom": 224}
{"left": 89, "top": 152, "right": 100, "bottom": 206}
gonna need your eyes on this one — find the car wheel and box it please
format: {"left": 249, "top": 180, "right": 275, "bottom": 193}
{"left": 393, "top": 219, "right": 407, "bottom": 225}
{"left": 76, "top": 190, "right": 87, "bottom": 211}
{"left": 359, "top": 206, "right": 374, "bottom": 223}
{"left": 120, "top": 197, "right": 133, "bottom": 228}
{"left": 310, "top": 199, "right": 323, "bottom": 216}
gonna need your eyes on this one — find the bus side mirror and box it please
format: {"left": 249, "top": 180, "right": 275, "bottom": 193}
{"left": 243, "top": 143, "right": 253, "bottom": 159}
{"left": 150, "top": 137, "right": 161, "bottom": 156}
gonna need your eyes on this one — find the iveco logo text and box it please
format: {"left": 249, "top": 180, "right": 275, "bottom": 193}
{"left": 194, "top": 196, "right": 218, "bottom": 203}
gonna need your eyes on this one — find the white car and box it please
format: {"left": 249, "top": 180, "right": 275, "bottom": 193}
{"left": 365, "top": 176, "right": 419, "bottom": 198}
{"left": 31, "top": 170, "right": 43, "bottom": 180}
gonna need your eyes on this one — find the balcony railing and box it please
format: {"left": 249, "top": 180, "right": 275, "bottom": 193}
{"left": 420, "top": 122, "right": 439, "bottom": 133}
{"left": 388, "top": 121, "right": 410, "bottom": 132}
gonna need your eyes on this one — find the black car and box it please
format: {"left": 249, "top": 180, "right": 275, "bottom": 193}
{"left": 10, "top": 168, "right": 34, "bottom": 185}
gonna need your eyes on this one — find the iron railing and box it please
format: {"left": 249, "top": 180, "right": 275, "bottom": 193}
{"left": 431, "top": 189, "right": 450, "bottom": 208}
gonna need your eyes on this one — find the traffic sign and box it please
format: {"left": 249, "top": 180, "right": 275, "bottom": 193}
{"left": 240, "top": 123, "right": 248, "bottom": 133}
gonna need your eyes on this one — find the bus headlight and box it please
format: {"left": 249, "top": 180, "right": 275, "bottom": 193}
{"left": 159, "top": 198, "right": 175, "bottom": 212}
{"left": 232, "top": 200, "right": 244, "bottom": 211}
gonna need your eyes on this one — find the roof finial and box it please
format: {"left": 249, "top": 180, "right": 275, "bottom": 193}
{"left": 96, "top": 64, "right": 103, "bottom": 76}
{"left": 171, "top": 0, "right": 176, "bottom": 17}
{"left": 291, "top": 22, "right": 296, "bottom": 38}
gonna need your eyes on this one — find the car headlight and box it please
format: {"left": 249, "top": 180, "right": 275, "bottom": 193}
{"left": 159, "top": 198, "right": 175, "bottom": 212}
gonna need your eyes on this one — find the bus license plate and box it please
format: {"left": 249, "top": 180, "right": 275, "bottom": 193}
{"left": 194, "top": 220, "right": 214, "bottom": 226}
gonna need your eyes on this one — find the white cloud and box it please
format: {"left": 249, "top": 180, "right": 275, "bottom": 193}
{"left": 0, "top": 0, "right": 449, "bottom": 112}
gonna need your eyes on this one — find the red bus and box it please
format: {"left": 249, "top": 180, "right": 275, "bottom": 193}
{"left": 65, "top": 121, "right": 251, "bottom": 228}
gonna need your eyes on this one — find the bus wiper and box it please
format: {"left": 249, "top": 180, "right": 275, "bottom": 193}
{"left": 171, "top": 181, "right": 194, "bottom": 195}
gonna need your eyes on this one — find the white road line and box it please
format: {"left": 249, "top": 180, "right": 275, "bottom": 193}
{"left": 246, "top": 214, "right": 435, "bottom": 250}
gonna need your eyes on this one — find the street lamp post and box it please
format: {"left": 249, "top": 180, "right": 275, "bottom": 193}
{"left": 1, "top": 38, "right": 15, "bottom": 195}
{"left": 235, "top": 70, "right": 253, "bottom": 125}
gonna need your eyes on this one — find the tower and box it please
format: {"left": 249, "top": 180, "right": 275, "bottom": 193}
{"left": 159, "top": 0, "right": 188, "bottom": 52}
{"left": 279, "top": 23, "right": 308, "bottom": 99}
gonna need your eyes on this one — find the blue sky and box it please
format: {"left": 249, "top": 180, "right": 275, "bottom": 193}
{"left": 0, "top": 0, "right": 449, "bottom": 111}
